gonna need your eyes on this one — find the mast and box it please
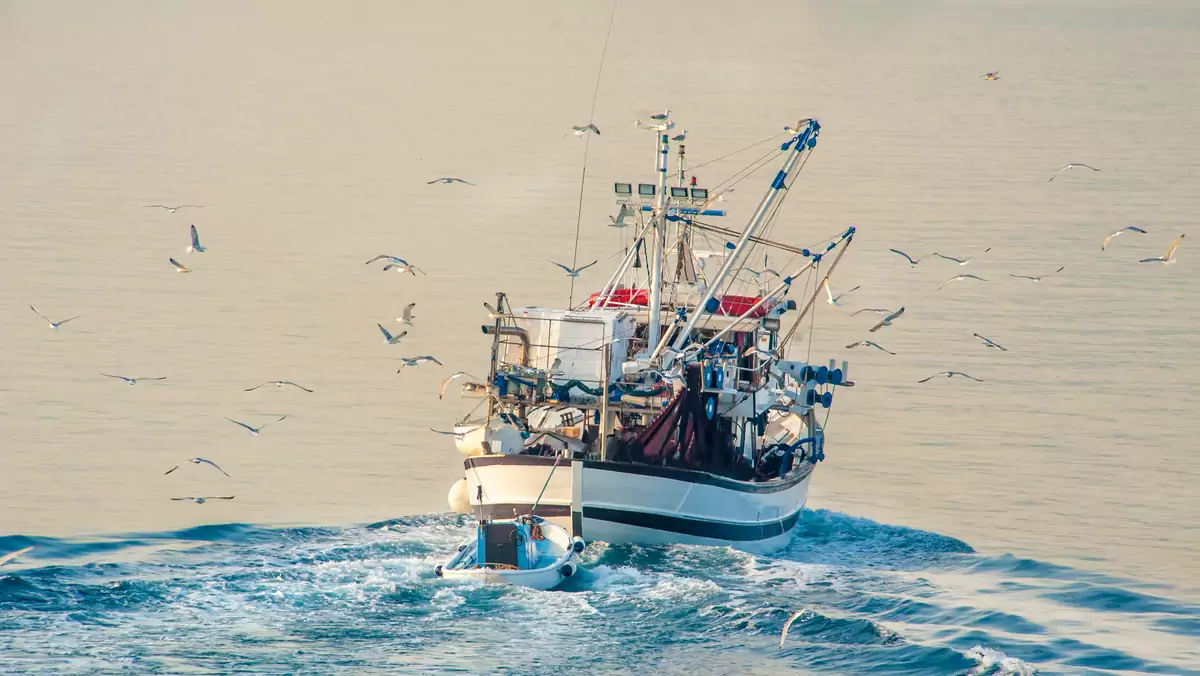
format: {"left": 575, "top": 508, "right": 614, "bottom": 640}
{"left": 669, "top": 119, "right": 820, "bottom": 351}
{"left": 645, "top": 131, "right": 670, "bottom": 353}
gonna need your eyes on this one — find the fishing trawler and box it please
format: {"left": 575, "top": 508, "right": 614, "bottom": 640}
{"left": 441, "top": 118, "right": 855, "bottom": 553}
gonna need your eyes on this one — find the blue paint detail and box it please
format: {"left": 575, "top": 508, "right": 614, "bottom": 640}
{"left": 704, "top": 396, "right": 716, "bottom": 420}
{"left": 783, "top": 276, "right": 793, "bottom": 285}
{"left": 705, "top": 297, "right": 721, "bottom": 313}
{"left": 724, "top": 242, "right": 736, "bottom": 250}
{"left": 771, "top": 170, "right": 788, "bottom": 190}
{"left": 831, "top": 368, "right": 844, "bottom": 385}
{"left": 807, "top": 136, "right": 818, "bottom": 149}
{"left": 812, "top": 253, "right": 823, "bottom": 263}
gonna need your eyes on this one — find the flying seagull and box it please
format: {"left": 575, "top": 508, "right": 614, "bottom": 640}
{"left": 1047, "top": 163, "right": 1101, "bottom": 182}
{"left": 783, "top": 119, "right": 814, "bottom": 135}
{"left": 1101, "top": 227, "right": 1147, "bottom": 251}
{"left": 780, "top": 609, "right": 805, "bottom": 649}
{"left": 823, "top": 279, "right": 860, "bottom": 308}
{"left": 483, "top": 302, "right": 507, "bottom": 320}
{"left": 981, "top": 71, "right": 1000, "bottom": 81}
{"left": 743, "top": 268, "right": 781, "bottom": 279}
{"left": 931, "top": 250, "right": 990, "bottom": 265}
{"left": 648, "top": 109, "right": 671, "bottom": 121}
{"left": 1009, "top": 266, "right": 1064, "bottom": 282}
{"left": 439, "top": 372, "right": 485, "bottom": 400}
{"left": 397, "top": 355, "right": 443, "bottom": 372}
{"left": 170, "top": 496, "right": 235, "bottom": 504}
{"left": 428, "top": 424, "right": 486, "bottom": 441}
{"left": 101, "top": 373, "right": 166, "bottom": 385}
{"left": 164, "top": 457, "right": 231, "bottom": 478}
{"left": 383, "top": 262, "right": 425, "bottom": 275}
{"left": 0, "top": 546, "right": 35, "bottom": 567}
{"left": 845, "top": 340, "right": 895, "bottom": 355}
{"left": 244, "top": 380, "right": 313, "bottom": 393}
{"left": 397, "top": 302, "right": 417, "bottom": 325}
{"left": 1138, "top": 234, "right": 1185, "bottom": 264}
{"left": 918, "top": 371, "right": 984, "bottom": 383}
{"left": 144, "top": 204, "right": 202, "bottom": 213}
{"left": 378, "top": 324, "right": 407, "bottom": 345}
{"left": 365, "top": 255, "right": 409, "bottom": 266}
{"left": 938, "top": 274, "right": 987, "bottom": 291}
{"left": 226, "top": 416, "right": 288, "bottom": 436}
{"left": 973, "top": 333, "right": 1008, "bottom": 351}
{"left": 30, "top": 305, "right": 79, "bottom": 330}
{"left": 169, "top": 257, "right": 191, "bottom": 273}
{"left": 427, "top": 177, "right": 475, "bottom": 186}
{"left": 569, "top": 123, "right": 600, "bottom": 137}
{"left": 186, "top": 224, "right": 206, "bottom": 253}
{"left": 550, "top": 260, "right": 598, "bottom": 277}
{"left": 851, "top": 308, "right": 892, "bottom": 316}
{"left": 868, "top": 307, "right": 905, "bottom": 333}
{"left": 889, "top": 249, "right": 926, "bottom": 267}
{"left": 609, "top": 203, "right": 633, "bottom": 228}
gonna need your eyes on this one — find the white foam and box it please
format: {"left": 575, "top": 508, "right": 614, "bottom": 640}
{"left": 965, "top": 645, "right": 1039, "bottom": 675}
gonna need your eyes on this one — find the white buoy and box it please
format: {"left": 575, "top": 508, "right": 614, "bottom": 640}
{"left": 447, "top": 478, "right": 471, "bottom": 514}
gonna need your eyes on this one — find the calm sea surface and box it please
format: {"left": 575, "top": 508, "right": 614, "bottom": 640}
{"left": 2, "top": 1, "right": 1197, "bottom": 673}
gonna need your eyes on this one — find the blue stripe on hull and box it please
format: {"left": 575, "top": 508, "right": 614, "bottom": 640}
{"left": 578, "top": 506, "right": 802, "bottom": 542}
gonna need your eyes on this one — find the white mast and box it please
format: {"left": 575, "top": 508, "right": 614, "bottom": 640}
{"left": 669, "top": 120, "right": 820, "bottom": 351}
{"left": 645, "top": 131, "right": 671, "bottom": 353}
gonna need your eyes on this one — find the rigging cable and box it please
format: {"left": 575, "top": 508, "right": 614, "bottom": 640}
{"left": 567, "top": 3, "right": 618, "bottom": 308}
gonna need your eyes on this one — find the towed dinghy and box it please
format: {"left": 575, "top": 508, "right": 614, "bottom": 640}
{"left": 436, "top": 514, "right": 584, "bottom": 591}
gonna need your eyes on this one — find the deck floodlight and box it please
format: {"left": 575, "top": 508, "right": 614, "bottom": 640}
{"left": 614, "top": 182, "right": 632, "bottom": 196}
{"left": 637, "top": 183, "right": 656, "bottom": 197}
{"left": 670, "top": 187, "right": 689, "bottom": 198}
{"left": 690, "top": 188, "right": 708, "bottom": 200}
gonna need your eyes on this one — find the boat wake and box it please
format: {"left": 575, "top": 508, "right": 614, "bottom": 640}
{"left": 2, "top": 511, "right": 1197, "bottom": 675}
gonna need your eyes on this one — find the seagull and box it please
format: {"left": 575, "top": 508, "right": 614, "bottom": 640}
{"left": 918, "top": 371, "right": 984, "bottom": 383}
{"left": 783, "top": 119, "right": 814, "bottom": 135}
{"left": 1047, "top": 163, "right": 1101, "bottom": 182}
{"left": 244, "top": 380, "right": 314, "bottom": 393}
{"left": 648, "top": 109, "right": 671, "bottom": 121}
{"left": 378, "top": 324, "right": 407, "bottom": 345}
{"left": 169, "top": 258, "right": 191, "bottom": 273}
{"left": 1101, "top": 227, "right": 1147, "bottom": 251}
{"left": 743, "top": 268, "right": 781, "bottom": 279}
{"left": 30, "top": 305, "right": 80, "bottom": 330}
{"left": 365, "top": 255, "right": 409, "bottom": 266}
{"left": 981, "top": 71, "right": 1000, "bottom": 81}
{"left": 1138, "top": 234, "right": 1185, "bottom": 264}
{"left": 845, "top": 340, "right": 895, "bottom": 355}
{"left": 780, "top": 610, "right": 805, "bottom": 649}
{"left": 0, "top": 546, "right": 34, "bottom": 567}
{"left": 851, "top": 308, "right": 892, "bottom": 316}
{"left": 483, "top": 302, "right": 506, "bottom": 320}
{"left": 670, "top": 129, "right": 688, "bottom": 142}
{"left": 569, "top": 123, "right": 600, "bottom": 137}
{"left": 1009, "top": 266, "right": 1064, "bottom": 282}
{"left": 144, "top": 204, "right": 202, "bottom": 213}
{"left": 932, "top": 249, "right": 989, "bottom": 266}
{"left": 889, "top": 249, "right": 926, "bottom": 266}
{"left": 428, "top": 425, "right": 485, "bottom": 441}
{"left": 973, "top": 333, "right": 1008, "bottom": 351}
{"left": 164, "top": 457, "right": 231, "bottom": 478}
{"left": 439, "top": 372, "right": 484, "bottom": 399}
{"left": 868, "top": 307, "right": 905, "bottom": 333}
{"left": 823, "top": 279, "right": 860, "bottom": 308}
{"left": 427, "top": 177, "right": 475, "bottom": 186}
{"left": 101, "top": 373, "right": 166, "bottom": 385}
{"left": 938, "top": 274, "right": 987, "bottom": 291}
{"left": 186, "top": 224, "right": 206, "bottom": 253}
{"left": 397, "top": 302, "right": 417, "bottom": 325}
{"left": 170, "top": 496, "right": 235, "bottom": 504}
{"left": 226, "top": 416, "right": 288, "bottom": 436}
{"left": 550, "top": 260, "right": 598, "bottom": 277}
{"left": 383, "top": 262, "right": 425, "bottom": 275}
{"left": 609, "top": 203, "right": 632, "bottom": 228}
{"left": 397, "top": 355, "right": 443, "bottom": 372}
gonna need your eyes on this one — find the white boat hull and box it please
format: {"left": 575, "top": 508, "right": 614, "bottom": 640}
{"left": 462, "top": 456, "right": 811, "bottom": 554}
{"left": 436, "top": 517, "right": 583, "bottom": 592}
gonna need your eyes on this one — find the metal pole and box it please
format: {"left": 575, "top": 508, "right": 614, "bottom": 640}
{"left": 646, "top": 132, "right": 670, "bottom": 353}
{"left": 670, "top": 120, "right": 819, "bottom": 351}
{"left": 600, "top": 340, "right": 611, "bottom": 461}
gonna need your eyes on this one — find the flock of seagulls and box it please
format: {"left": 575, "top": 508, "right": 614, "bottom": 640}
{"left": 30, "top": 212, "right": 324, "bottom": 504}
{"left": 822, "top": 149, "right": 1185, "bottom": 385}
